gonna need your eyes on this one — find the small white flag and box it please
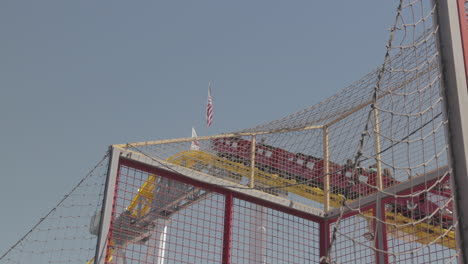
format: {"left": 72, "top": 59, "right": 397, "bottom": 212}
{"left": 206, "top": 81, "right": 213, "bottom": 128}
{"left": 190, "top": 127, "right": 200, "bottom": 150}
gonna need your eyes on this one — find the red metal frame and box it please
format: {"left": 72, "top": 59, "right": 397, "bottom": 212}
{"left": 119, "top": 157, "right": 323, "bottom": 223}
{"left": 212, "top": 137, "right": 395, "bottom": 197}
{"left": 327, "top": 204, "right": 377, "bottom": 263}
{"left": 222, "top": 194, "right": 233, "bottom": 264}
{"left": 375, "top": 202, "right": 389, "bottom": 264}
{"left": 108, "top": 154, "right": 455, "bottom": 263}
{"left": 109, "top": 156, "right": 325, "bottom": 263}
{"left": 212, "top": 137, "right": 452, "bottom": 216}
{"left": 319, "top": 220, "right": 329, "bottom": 263}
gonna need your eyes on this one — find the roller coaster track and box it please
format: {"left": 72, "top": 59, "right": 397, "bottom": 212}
{"left": 88, "top": 150, "right": 455, "bottom": 263}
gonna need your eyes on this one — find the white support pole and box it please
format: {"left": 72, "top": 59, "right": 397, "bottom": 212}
{"left": 373, "top": 98, "right": 386, "bottom": 264}
{"left": 145, "top": 219, "right": 170, "bottom": 264}
{"left": 114, "top": 249, "right": 127, "bottom": 264}
{"left": 250, "top": 136, "right": 257, "bottom": 188}
{"left": 435, "top": 1, "right": 468, "bottom": 263}
{"left": 323, "top": 126, "right": 330, "bottom": 212}
{"left": 95, "top": 146, "right": 121, "bottom": 264}
{"left": 249, "top": 204, "right": 267, "bottom": 264}
{"left": 373, "top": 107, "right": 383, "bottom": 191}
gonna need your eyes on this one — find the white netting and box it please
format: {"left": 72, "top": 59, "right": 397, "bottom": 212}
{"left": 323, "top": 1, "right": 459, "bottom": 262}
{"left": 0, "top": 154, "right": 109, "bottom": 264}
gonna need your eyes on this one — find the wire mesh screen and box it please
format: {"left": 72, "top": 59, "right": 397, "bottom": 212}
{"left": 103, "top": 160, "right": 323, "bottom": 264}
{"left": 124, "top": 134, "right": 329, "bottom": 211}
{"left": 0, "top": 154, "right": 109, "bottom": 264}
{"left": 330, "top": 208, "right": 376, "bottom": 263}
{"left": 106, "top": 164, "right": 225, "bottom": 264}
{"left": 230, "top": 199, "right": 320, "bottom": 263}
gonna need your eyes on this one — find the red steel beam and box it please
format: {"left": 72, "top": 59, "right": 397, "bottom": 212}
{"left": 118, "top": 156, "right": 324, "bottom": 223}
{"left": 319, "top": 220, "right": 329, "bottom": 263}
{"left": 222, "top": 194, "right": 233, "bottom": 264}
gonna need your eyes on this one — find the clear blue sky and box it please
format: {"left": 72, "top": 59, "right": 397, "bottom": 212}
{"left": 0, "top": 0, "right": 397, "bottom": 254}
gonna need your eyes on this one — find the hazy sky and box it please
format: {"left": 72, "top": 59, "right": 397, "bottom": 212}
{"left": 0, "top": 0, "right": 397, "bottom": 255}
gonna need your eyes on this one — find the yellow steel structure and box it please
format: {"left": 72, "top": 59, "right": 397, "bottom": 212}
{"left": 169, "top": 150, "right": 345, "bottom": 207}
{"left": 385, "top": 212, "right": 456, "bottom": 249}
{"left": 86, "top": 244, "right": 113, "bottom": 264}
{"left": 126, "top": 175, "right": 158, "bottom": 218}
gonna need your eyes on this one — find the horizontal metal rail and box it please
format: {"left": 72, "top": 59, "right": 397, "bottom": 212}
{"left": 326, "top": 167, "right": 449, "bottom": 218}
{"left": 113, "top": 125, "right": 324, "bottom": 148}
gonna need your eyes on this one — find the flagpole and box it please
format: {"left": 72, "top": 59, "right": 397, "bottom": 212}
{"left": 206, "top": 81, "right": 213, "bottom": 128}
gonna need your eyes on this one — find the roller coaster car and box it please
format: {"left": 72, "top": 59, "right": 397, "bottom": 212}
{"left": 212, "top": 137, "right": 454, "bottom": 227}
{"left": 212, "top": 137, "right": 394, "bottom": 197}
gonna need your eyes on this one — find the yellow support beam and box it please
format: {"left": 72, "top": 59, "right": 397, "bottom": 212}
{"left": 126, "top": 175, "right": 158, "bottom": 218}
{"left": 169, "top": 150, "right": 345, "bottom": 207}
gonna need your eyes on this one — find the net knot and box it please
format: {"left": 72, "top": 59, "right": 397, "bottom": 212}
{"left": 320, "top": 256, "right": 331, "bottom": 264}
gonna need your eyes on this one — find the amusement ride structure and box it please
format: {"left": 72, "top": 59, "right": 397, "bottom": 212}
{"left": 1, "top": 0, "right": 468, "bottom": 263}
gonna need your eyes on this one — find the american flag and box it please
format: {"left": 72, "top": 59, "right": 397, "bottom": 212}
{"left": 190, "top": 127, "right": 200, "bottom": 150}
{"left": 206, "top": 81, "right": 213, "bottom": 127}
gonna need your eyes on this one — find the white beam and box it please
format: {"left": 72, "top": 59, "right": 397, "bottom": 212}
{"left": 435, "top": 0, "right": 468, "bottom": 262}
{"left": 95, "top": 146, "right": 121, "bottom": 264}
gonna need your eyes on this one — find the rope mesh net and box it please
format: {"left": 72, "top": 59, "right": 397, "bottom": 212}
{"left": 117, "top": 0, "right": 462, "bottom": 262}
{"left": 0, "top": 154, "right": 109, "bottom": 264}
{"left": 1, "top": 0, "right": 467, "bottom": 263}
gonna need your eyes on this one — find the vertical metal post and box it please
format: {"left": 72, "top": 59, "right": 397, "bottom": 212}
{"left": 319, "top": 220, "right": 330, "bottom": 263}
{"left": 249, "top": 204, "right": 267, "bottom": 264}
{"left": 323, "top": 126, "right": 330, "bottom": 212}
{"left": 95, "top": 146, "right": 121, "bottom": 264}
{"left": 373, "top": 106, "right": 383, "bottom": 191}
{"left": 435, "top": 0, "right": 468, "bottom": 262}
{"left": 222, "top": 194, "right": 233, "bottom": 264}
{"left": 373, "top": 103, "right": 387, "bottom": 264}
{"left": 380, "top": 202, "right": 389, "bottom": 264}
{"left": 250, "top": 136, "right": 257, "bottom": 188}
{"left": 145, "top": 219, "right": 170, "bottom": 264}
